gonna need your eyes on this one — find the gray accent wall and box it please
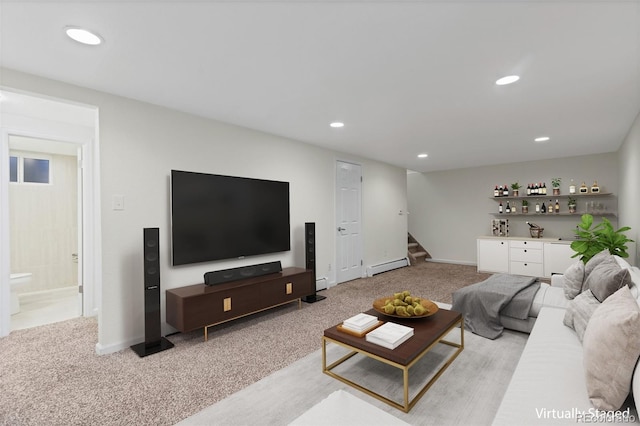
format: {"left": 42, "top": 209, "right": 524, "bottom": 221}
{"left": 408, "top": 153, "right": 620, "bottom": 265}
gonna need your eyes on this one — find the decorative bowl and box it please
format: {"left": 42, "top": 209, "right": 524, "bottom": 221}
{"left": 372, "top": 297, "right": 439, "bottom": 319}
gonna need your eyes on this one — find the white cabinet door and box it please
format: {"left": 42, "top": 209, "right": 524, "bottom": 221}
{"left": 544, "top": 242, "right": 576, "bottom": 277}
{"left": 477, "top": 239, "right": 509, "bottom": 273}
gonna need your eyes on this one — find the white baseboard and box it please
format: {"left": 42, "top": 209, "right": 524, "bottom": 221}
{"left": 95, "top": 337, "right": 141, "bottom": 355}
{"left": 95, "top": 322, "right": 177, "bottom": 355}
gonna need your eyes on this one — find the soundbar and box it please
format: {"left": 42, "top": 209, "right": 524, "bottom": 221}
{"left": 204, "top": 261, "right": 283, "bottom": 286}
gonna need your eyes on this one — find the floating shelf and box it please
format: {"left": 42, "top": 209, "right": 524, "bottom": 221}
{"left": 491, "top": 212, "right": 617, "bottom": 217}
{"left": 490, "top": 192, "right": 612, "bottom": 201}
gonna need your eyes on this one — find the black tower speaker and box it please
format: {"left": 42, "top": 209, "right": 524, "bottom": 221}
{"left": 302, "top": 222, "right": 325, "bottom": 303}
{"left": 131, "top": 228, "right": 174, "bottom": 357}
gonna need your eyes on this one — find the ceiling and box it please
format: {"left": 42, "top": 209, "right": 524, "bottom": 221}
{"left": 1, "top": 1, "right": 639, "bottom": 173}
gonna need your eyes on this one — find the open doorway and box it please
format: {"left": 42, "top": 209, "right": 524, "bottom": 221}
{"left": 8, "top": 136, "right": 81, "bottom": 330}
{"left": 0, "top": 89, "right": 101, "bottom": 338}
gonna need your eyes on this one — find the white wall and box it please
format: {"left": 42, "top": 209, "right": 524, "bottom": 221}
{"left": 362, "top": 164, "right": 408, "bottom": 267}
{"left": 1, "top": 68, "right": 407, "bottom": 353}
{"left": 408, "top": 153, "right": 619, "bottom": 264}
{"left": 618, "top": 111, "right": 640, "bottom": 266}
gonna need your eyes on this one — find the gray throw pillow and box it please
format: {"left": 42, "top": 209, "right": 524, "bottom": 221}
{"left": 563, "top": 289, "right": 600, "bottom": 342}
{"left": 584, "top": 258, "right": 632, "bottom": 302}
{"left": 563, "top": 261, "right": 586, "bottom": 300}
{"left": 583, "top": 286, "right": 640, "bottom": 411}
{"left": 584, "top": 249, "right": 613, "bottom": 278}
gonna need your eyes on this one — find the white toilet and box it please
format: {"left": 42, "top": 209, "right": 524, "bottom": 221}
{"left": 10, "top": 273, "right": 32, "bottom": 315}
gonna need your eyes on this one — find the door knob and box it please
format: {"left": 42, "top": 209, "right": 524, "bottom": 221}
{"left": 337, "top": 227, "right": 346, "bottom": 232}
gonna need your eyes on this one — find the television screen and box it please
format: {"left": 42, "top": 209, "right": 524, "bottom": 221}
{"left": 170, "top": 170, "right": 290, "bottom": 265}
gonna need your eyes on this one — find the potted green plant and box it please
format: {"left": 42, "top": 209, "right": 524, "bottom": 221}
{"left": 521, "top": 199, "right": 529, "bottom": 214}
{"left": 511, "top": 182, "right": 522, "bottom": 197}
{"left": 551, "top": 177, "right": 562, "bottom": 195}
{"left": 570, "top": 214, "right": 634, "bottom": 263}
{"left": 567, "top": 196, "right": 576, "bottom": 213}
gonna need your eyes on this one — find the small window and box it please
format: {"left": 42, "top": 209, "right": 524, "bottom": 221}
{"left": 23, "top": 158, "right": 50, "bottom": 184}
{"left": 8, "top": 153, "right": 51, "bottom": 185}
{"left": 9, "top": 156, "right": 18, "bottom": 182}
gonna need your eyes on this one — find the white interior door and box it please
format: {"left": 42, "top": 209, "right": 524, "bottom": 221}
{"left": 336, "top": 161, "right": 363, "bottom": 283}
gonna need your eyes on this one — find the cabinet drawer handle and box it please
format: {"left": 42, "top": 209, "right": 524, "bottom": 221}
{"left": 501, "top": 242, "right": 504, "bottom": 245}
{"left": 524, "top": 249, "right": 527, "bottom": 253}
{"left": 524, "top": 263, "right": 528, "bottom": 266}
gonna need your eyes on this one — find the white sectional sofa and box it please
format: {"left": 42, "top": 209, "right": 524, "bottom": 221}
{"left": 493, "top": 252, "right": 640, "bottom": 425}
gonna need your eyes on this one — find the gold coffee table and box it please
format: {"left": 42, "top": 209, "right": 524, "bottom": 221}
{"left": 322, "top": 308, "right": 463, "bottom": 412}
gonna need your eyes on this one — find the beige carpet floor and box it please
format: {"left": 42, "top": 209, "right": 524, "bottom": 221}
{"left": 0, "top": 262, "right": 492, "bottom": 426}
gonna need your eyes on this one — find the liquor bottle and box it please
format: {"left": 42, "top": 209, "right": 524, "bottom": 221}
{"left": 533, "top": 183, "right": 538, "bottom": 195}
{"left": 499, "top": 201, "right": 503, "bottom": 213}
{"left": 535, "top": 201, "right": 540, "bottom": 213}
{"left": 569, "top": 179, "right": 576, "bottom": 194}
{"left": 505, "top": 201, "right": 511, "bottom": 213}
{"left": 541, "top": 202, "right": 546, "bottom": 213}
{"left": 542, "top": 182, "right": 547, "bottom": 195}
{"left": 526, "top": 221, "right": 539, "bottom": 229}
{"left": 526, "top": 184, "right": 531, "bottom": 196}
{"left": 494, "top": 185, "right": 500, "bottom": 197}
{"left": 579, "top": 182, "right": 588, "bottom": 193}
{"left": 503, "top": 185, "right": 509, "bottom": 196}
{"left": 555, "top": 199, "right": 560, "bottom": 213}
{"left": 548, "top": 200, "right": 553, "bottom": 214}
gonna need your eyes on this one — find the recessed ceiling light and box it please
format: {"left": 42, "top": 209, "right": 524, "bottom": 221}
{"left": 330, "top": 122, "right": 344, "bottom": 128}
{"left": 534, "top": 136, "right": 550, "bottom": 142}
{"left": 65, "top": 26, "right": 103, "bottom": 45}
{"left": 417, "top": 153, "right": 428, "bottom": 158}
{"left": 495, "top": 75, "right": 520, "bottom": 86}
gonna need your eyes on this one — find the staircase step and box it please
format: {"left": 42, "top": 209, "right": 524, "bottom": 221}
{"left": 412, "top": 251, "right": 427, "bottom": 258}
{"left": 408, "top": 242, "right": 418, "bottom": 249}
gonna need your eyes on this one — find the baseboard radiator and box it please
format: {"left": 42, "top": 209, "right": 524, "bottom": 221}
{"left": 315, "top": 277, "right": 328, "bottom": 291}
{"left": 366, "top": 258, "right": 409, "bottom": 277}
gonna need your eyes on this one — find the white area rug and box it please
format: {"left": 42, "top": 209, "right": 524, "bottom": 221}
{"left": 178, "top": 327, "right": 528, "bottom": 426}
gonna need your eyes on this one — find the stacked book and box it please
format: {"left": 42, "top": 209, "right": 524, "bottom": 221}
{"left": 341, "top": 313, "right": 380, "bottom": 334}
{"left": 365, "top": 322, "right": 414, "bottom": 349}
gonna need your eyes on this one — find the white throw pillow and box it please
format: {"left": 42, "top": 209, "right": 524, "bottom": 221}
{"left": 563, "top": 261, "right": 586, "bottom": 300}
{"left": 583, "top": 286, "right": 640, "bottom": 411}
{"left": 563, "top": 289, "right": 600, "bottom": 342}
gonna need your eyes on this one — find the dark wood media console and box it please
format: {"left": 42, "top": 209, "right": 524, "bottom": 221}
{"left": 166, "top": 267, "right": 313, "bottom": 341}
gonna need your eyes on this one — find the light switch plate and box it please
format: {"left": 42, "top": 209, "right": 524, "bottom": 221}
{"left": 113, "top": 195, "right": 124, "bottom": 210}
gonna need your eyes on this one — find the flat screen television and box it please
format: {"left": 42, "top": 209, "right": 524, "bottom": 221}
{"left": 170, "top": 170, "right": 290, "bottom": 266}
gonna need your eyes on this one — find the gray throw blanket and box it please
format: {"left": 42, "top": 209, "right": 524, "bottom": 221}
{"left": 452, "top": 274, "right": 540, "bottom": 339}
